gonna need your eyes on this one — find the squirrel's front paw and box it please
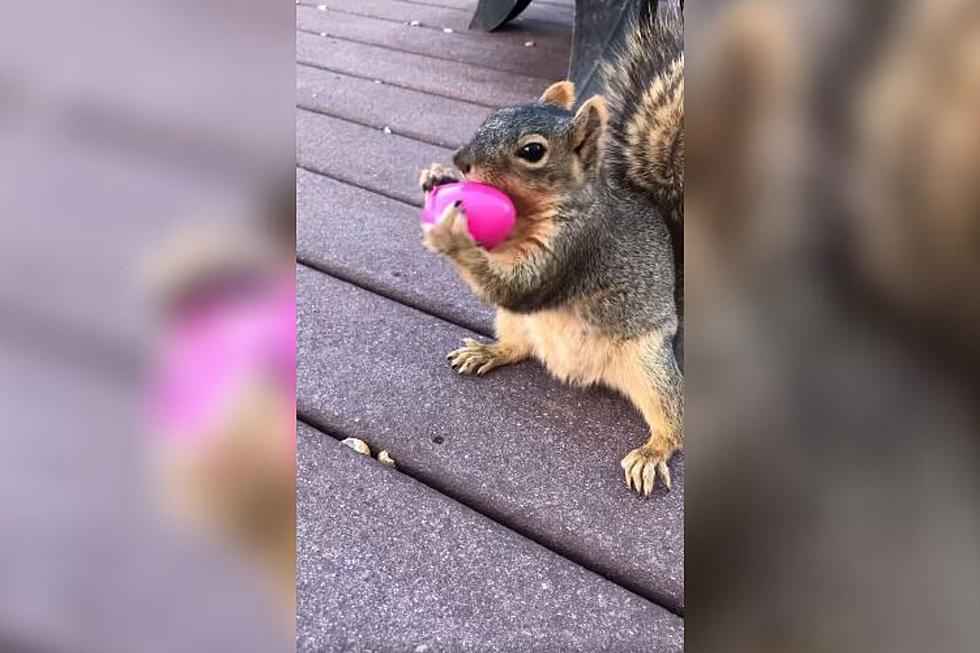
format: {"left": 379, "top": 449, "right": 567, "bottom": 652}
{"left": 419, "top": 163, "right": 461, "bottom": 193}
{"left": 422, "top": 201, "right": 475, "bottom": 255}
{"left": 621, "top": 443, "right": 674, "bottom": 496}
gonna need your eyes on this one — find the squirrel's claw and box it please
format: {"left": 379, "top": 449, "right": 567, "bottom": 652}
{"left": 448, "top": 338, "right": 509, "bottom": 376}
{"left": 621, "top": 445, "right": 672, "bottom": 496}
{"left": 419, "top": 162, "right": 461, "bottom": 193}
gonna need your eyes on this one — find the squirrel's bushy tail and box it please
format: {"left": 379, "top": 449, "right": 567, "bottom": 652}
{"left": 601, "top": 0, "right": 684, "bottom": 220}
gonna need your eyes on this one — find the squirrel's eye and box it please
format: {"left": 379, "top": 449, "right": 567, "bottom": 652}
{"left": 517, "top": 142, "right": 547, "bottom": 163}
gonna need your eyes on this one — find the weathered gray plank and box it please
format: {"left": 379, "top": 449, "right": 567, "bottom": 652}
{"left": 299, "top": 0, "right": 573, "bottom": 30}
{"left": 296, "top": 31, "right": 547, "bottom": 107}
{"left": 297, "top": 421, "right": 683, "bottom": 652}
{"left": 297, "top": 110, "right": 453, "bottom": 205}
{"left": 296, "top": 64, "right": 491, "bottom": 149}
{"left": 380, "top": 0, "right": 574, "bottom": 25}
{"left": 297, "top": 265, "right": 685, "bottom": 611}
{"left": 299, "top": 0, "right": 574, "bottom": 46}
{"left": 296, "top": 6, "right": 570, "bottom": 79}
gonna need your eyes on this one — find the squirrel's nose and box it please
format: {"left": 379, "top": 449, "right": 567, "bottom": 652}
{"left": 453, "top": 149, "right": 472, "bottom": 175}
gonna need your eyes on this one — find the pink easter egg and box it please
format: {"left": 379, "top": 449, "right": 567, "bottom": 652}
{"left": 422, "top": 181, "right": 516, "bottom": 250}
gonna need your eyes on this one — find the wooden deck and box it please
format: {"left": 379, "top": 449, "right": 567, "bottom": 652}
{"left": 296, "top": 0, "right": 684, "bottom": 650}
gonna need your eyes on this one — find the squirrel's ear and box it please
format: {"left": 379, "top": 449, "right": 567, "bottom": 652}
{"left": 571, "top": 95, "right": 608, "bottom": 169}
{"left": 539, "top": 81, "right": 576, "bottom": 110}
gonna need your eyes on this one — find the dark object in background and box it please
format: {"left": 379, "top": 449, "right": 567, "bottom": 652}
{"left": 469, "top": 0, "right": 665, "bottom": 101}
{"left": 569, "top": 0, "right": 655, "bottom": 100}
{"left": 469, "top": 0, "right": 533, "bottom": 31}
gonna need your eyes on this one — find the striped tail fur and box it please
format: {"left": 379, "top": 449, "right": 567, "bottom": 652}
{"left": 601, "top": 0, "right": 684, "bottom": 220}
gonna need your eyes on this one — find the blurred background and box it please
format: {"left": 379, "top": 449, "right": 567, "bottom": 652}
{"left": 0, "top": 0, "right": 295, "bottom": 652}
{"left": 685, "top": 0, "right": 980, "bottom": 651}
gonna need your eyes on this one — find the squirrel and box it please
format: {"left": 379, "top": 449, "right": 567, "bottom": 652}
{"left": 419, "top": 0, "right": 683, "bottom": 496}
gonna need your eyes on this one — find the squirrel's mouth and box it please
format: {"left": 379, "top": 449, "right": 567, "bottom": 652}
{"left": 462, "top": 168, "right": 488, "bottom": 185}
{"left": 467, "top": 171, "right": 556, "bottom": 224}
{"left": 463, "top": 170, "right": 551, "bottom": 224}
{"left": 464, "top": 169, "right": 511, "bottom": 197}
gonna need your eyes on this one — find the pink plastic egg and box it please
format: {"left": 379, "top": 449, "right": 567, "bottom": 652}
{"left": 421, "top": 181, "right": 516, "bottom": 250}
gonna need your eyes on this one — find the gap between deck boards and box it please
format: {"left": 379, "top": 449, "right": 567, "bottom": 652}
{"left": 392, "top": 0, "right": 572, "bottom": 24}
{"left": 296, "top": 412, "right": 683, "bottom": 618}
{"left": 296, "top": 1, "right": 572, "bottom": 49}
{"left": 296, "top": 258, "right": 492, "bottom": 337}
{"left": 296, "top": 163, "right": 424, "bottom": 209}
{"left": 295, "top": 59, "right": 500, "bottom": 111}
{"left": 295, "top": 28, "right": 558, "bottom": 84}
{"left": 296, "top": 104, "right": 458, "bottom": 150}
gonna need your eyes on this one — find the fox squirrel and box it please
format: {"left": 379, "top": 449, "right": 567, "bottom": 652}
{"left": 420, "top": 1, "right": 683, "bottom": 496}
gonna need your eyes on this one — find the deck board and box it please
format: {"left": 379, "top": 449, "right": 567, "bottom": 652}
{"left": 300, "top": 0, "right": 574, "bottom": 34}
{"left": 296, "top": 64, "right": 492, "bottom": 149}
{"left": 297, "top": 5, "right": 571, "bottom": 78}
{"left": 297, "top": 266, "right": 685, "bottom": 611}
{"left": 298, "top": 0, "right": 574, "bottom": 30}
{"left": 297, "top": 421, "right": 683, "bottom": 652}
{"left": 395, "top": 0, "right": 573, "bottom": 24}
{"left": 297, "top": 32, "right": 548, "bottom": 107}
{"left": 297, "top": 110, "right": 452, "bottom": 205}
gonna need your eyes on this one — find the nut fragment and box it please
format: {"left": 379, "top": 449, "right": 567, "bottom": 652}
{"left": 524, "top": 40, "right": 535, "bottom": 47}
{"left": 443, "top": 27, "right": 453, "bottom": 34}
{"left": 409, "top": 20, "right": 421, "bottom": 27}
{"left": 340, "top": 438, "right": 370, "bottom": 456}
{"left": 378, "top": 451, "right": 396, "bottom": 467}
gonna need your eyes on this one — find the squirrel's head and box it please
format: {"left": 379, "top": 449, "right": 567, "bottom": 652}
{"left": 453, "top": 81, "right": 607, "bottom": 215}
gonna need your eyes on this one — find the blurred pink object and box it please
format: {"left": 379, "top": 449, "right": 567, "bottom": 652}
{"left": 421, "top": 181, "right": 516, "bottom": 250}
{"left": 151, "top": 273, "right": 296, "bottom": 451}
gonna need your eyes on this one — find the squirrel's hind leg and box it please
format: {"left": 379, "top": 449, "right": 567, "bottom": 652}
{"left": 448, "top": 309, "right": 532, "bottom": 375}
{"left": 610, "top": 330, "right": 683, "bottom": 496}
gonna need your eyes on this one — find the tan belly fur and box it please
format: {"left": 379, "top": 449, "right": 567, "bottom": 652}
{"left": 522, "top": 307, "right": 624, "bottom": 387}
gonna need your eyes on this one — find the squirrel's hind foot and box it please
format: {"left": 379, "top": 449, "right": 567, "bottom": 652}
{"left": 621, "top": 444, "right": 675, "bottom": 496}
